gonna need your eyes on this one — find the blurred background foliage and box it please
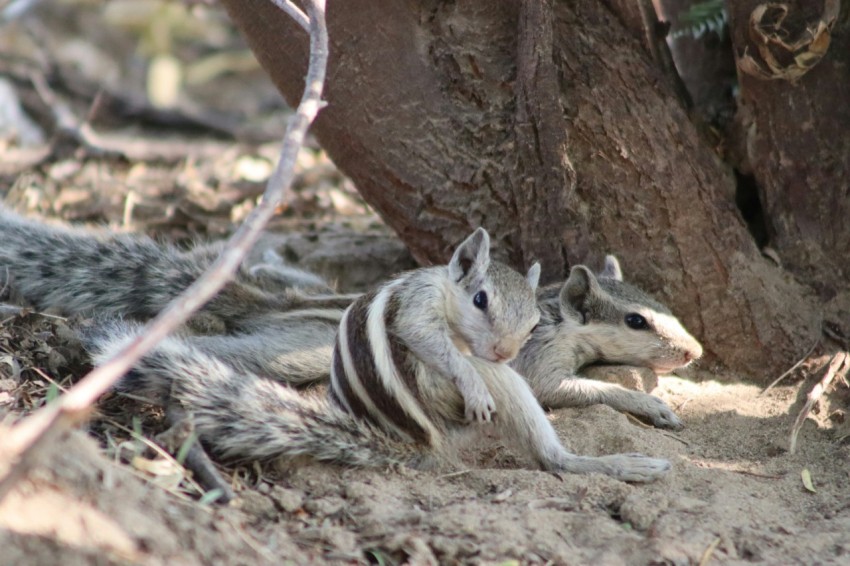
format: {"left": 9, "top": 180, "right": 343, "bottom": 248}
{"left": 0, "top": 0, "right": 374, "bottom": 239}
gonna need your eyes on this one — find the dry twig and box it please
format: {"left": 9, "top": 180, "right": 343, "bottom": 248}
{"left": 0, "top": 0, "right": 44, "bottom": 23}
{"left": 270, "top": 0, "right": 310, "bottom": 32}
{"left": 761, "top": 337, "right": 820, "bottom": 396}
{"left": 698, "top": 536, "right": 722, "bottom": 566}
{"left": 0, "top": 0, "right": 328, "bottom": 503}
{"left": 660, "top": 431, "right": 691, "bottom": 447}
{"left": 789, "top": 352, "right": 849, "bottom": 455}
{"left": 29, "top": 71, "right": 123, "bottom": 160}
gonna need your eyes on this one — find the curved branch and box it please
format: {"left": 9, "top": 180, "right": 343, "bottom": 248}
{"left": 0, "top": 0, "right": 328, "bottom": 502}
{"left": 269, "top": 0, "right": 310, "bottom": 32}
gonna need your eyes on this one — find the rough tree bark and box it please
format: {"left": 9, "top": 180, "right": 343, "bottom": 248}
{"left": 726, "top": 1, "right": 849, "bottom": 306}
{"left": 220, "top": 0, "right": 822, "bottom": 381}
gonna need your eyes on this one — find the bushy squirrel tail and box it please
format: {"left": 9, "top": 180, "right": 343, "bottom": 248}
{"left": 84, "top": 318, "right": 426, "bottom": 468}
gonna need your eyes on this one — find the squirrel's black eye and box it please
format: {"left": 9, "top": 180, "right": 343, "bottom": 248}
{"left": 473, "top": 291, "right": 488, "bottom": 310}
{"left": 625, "top": 313, "right": 649, "bottom": 330}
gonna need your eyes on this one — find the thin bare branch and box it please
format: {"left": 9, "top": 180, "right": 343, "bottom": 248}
{"left": 29, "top": 71, "right": 121, "bottom": 159}
{"left": 0, "top": 0, "right": 329, "bottom": 503}
{"left": 761, "top": 336, "right": 821, "bottom": 396}
{"left": 0, "top": 0, "right": 44, "bottom": 23}
{"left": 269, "top": 0, "right": 310, "bottom": 32}
{"left": 788, "top": 351, "right": 849, "bottom": 455}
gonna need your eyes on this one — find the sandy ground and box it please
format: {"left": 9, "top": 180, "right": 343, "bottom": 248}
{"left": 1, "top": 3, "right": 849, "bottom": 563}
{"left": 1, "top": 351, "right": 849, "bottom": 565}
{"left": 0, "top": 209, "right": 846, "bottom": 565}
{"left": 0, "top": 163, "right": 848, "bottom": 564}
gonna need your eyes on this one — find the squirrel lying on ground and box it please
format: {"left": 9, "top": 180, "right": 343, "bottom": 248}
{"left": 516, "top": 257, "right": 702, "bottom": 429}
{"left": 0, "top": 208, "right": 702, "bottom": 478}
{"left": 83, "top": 228, "right": 671, "bottom": 481}
{"left": 0, "top": 208, "right": 702, "bottom": 426}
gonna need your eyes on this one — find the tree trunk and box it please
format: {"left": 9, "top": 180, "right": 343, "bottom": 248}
{"left": 727, "top": 1, "right": 849, "bottom": 305}
{"left": 219, "top": 0, "right": 820, "bottom": 381}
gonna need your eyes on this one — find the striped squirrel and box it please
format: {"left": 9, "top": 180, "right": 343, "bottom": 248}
{"left": 0, "top": 206, "right": 355, "bottom": 328}
{"left": 516, "top": 257, "right": 702, "bottom": 429}
{"left": 327, "top": 228, "right": 542, "bottom": 425}
{"left": 0, "top": 206, "right": 701, "bottom": 427}
{"left": 85, "top": 228, "right": 671, "bottom": 481}
{"left": 0, "top": 206, "right": 354, "bottom": 386}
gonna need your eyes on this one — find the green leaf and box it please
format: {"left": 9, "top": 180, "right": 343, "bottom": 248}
{"left": 45, "top": 381, "right": 59, "bottom": 403}
{"left": 175, "top": 431, "right": 198, "bottom": 465}
{"left": 671, "top": 1, "right": 727, "bottom": 40}
{"left": 199, "top": 488, "right": 225, "bottom": 506}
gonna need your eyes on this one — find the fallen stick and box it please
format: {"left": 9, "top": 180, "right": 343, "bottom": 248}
{"left": 0, "top": 0, "right": 328, "bottom": 503}
{"left": 789, "top": 351, "right": 849, "bottom": 455}
{"left": 761, "top": 337, "right": 820, "bottom": 396}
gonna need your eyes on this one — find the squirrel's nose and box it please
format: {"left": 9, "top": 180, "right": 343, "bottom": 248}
{"left": 493, "top": 343, "right": 516, "bottom": 363}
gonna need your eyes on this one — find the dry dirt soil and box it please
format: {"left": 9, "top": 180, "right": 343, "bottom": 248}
{"left": 0, "top": 184, "right": 848, "bottom": 566}
{"left": 1, "top": 2, "right": 849, "bottom": 565}
{"left": 1, "top": 334, "right": 849, "bottom": 566}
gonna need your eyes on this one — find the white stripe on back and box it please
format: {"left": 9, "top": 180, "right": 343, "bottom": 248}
{"left": 336, "top": 304, "right": 414, "bottom": 442}
{"left": 329, "top": 309, "right": 355, "bottom": 416}
{"left": 366, "top": 280, "right": 441, "bottom": 448}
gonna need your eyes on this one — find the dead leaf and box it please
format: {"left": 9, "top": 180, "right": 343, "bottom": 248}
{"left": 0, "top": 354, "right": 22, "bottom": 380}
{"left": 801, "top": 468, "right": 816, "bottom": 493}
{"left": 130, "top": 455, "right": 185, "bottom": 490}
{"left": 738, "top": 0, "right": 840, "bottom": 81}
{"left": 147, "top": 54, "right": 183, "bottom": 108}
{"left": 234, "top": 155, "right": 273, "bottom": 183}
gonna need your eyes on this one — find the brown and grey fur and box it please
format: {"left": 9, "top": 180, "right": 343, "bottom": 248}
{"left": 0, "top": 207, "right": 350, "bottom": 384}
{"left": 513, "top": 257, "right": 703, "bottom": 429}
{"left": 0, "top": 206, "right": 701, "bottom": 426}
{"left": 83, "top": 318, "right": 426, "bottom": 468}
{"left": 328, "top": 228, "right": 542, "bottom": 438}
{"left": 87, "top": 229, "right": 672, "bottom": 482}
{"left": 0, "top": 208, "right": 354, "bottom": 329}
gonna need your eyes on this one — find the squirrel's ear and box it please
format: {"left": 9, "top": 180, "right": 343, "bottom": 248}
{"left": 599, "top": 255, "right": 623, "bottom": 281}
{"left": 448, "top": 228, "right": 490, "bottom": 282}
{"left": 526, "top": 262, "right": 541, "bottom": 291}
{"left": 559, "top": 265, "right": 601, "bottom": 319}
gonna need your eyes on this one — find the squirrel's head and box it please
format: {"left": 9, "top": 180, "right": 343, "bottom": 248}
{"left": 446, "top": 228, "right": 540, "bottom": 364}
{"left": 545, "top": 255, "right": 703, "bottom": 372}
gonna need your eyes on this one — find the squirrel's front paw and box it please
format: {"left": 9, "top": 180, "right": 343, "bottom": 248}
{"left": 628, "top": 394, "right": 683, "bottom": 430}
{"left": 463, "top": 388, "right": 497, "bottom": 423}
{"left": 643, "top": 395, "right": 683, "bottom": 430}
